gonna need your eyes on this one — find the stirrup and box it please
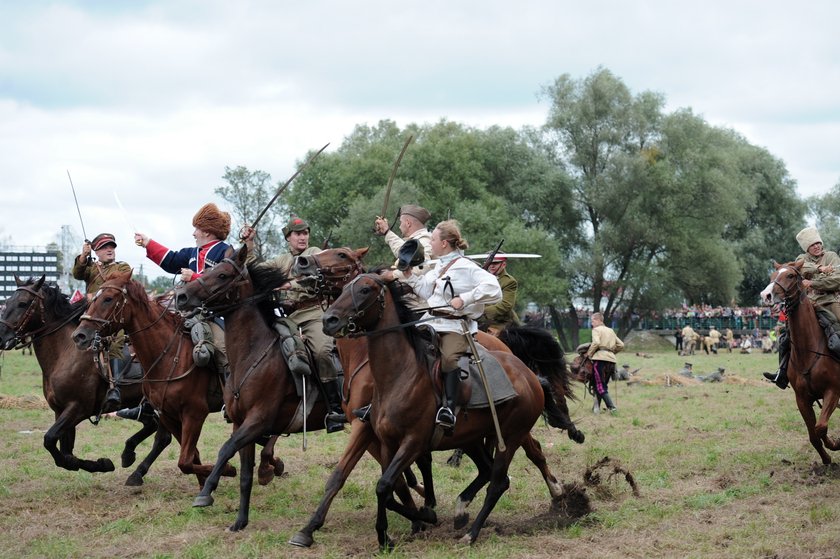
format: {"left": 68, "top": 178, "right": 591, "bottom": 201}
{"left": 352, "top": 404, "right": 371, "bottom": 423}
{"left": 326, "top": 410, "right": 347, "bottom": 423}
{"left": 435, "top": 406, "right": 456, "bottom": 429}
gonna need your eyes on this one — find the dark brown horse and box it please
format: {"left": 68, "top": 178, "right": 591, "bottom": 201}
{"left": 323, "top": 273, "right": 562, "bottom": 550}
{"left": 761, "top": 260, "right": 840, "bottom": 464}
{"left": 71, "top": 269, "right": 282, "bottom": 489}
{"left": 288, "top": 247, "right": 583, "bottom": 548}
{"left": 172, "top": 246, "right": 426, "bottom": 533}
{"left": 0, "top": 276, "right": 170, "bottom": 485}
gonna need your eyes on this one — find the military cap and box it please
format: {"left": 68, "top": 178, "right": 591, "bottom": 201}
{"left": 400, "top": 204, "right": 431, "bottom": 225}
{"left": 91, "top": 233, "right": 117, "bottom": 251}
{"left": 283, "top": 216, "right": 310, "bottom": 239}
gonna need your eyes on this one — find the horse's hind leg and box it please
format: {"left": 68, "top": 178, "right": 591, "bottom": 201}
{"left": 796, "top": 394, "right": 832, "bottom": 464}
{"left": 453, "top": 443, "right": 494, "bottom": 530}
{"left": 121, "top": 413, "right": 158, "bottom": 468}
{"left": 816, "top": 390, "right": 840, "bottom": 451}
{"left": 461, "top": 441, "right": 519, "bottom": 545}
{"left": 257, "top": 435, "right": 283, "bottom": 485}
{"left": 125, "top": 425, "right": 172, "bottom": 486}
{"left": 521, "top": 433, "right": 563, "bottom": 499}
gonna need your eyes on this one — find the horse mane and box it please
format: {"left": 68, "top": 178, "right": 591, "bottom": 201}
{"left": 247, "top": 261, "right": 289, "bottom": 293}
{"left": 367, "top": 267, "right": 426, "bottom": 365}
{"left": 124, "top": 278, "right": 182, "bottom": 329}
{"left": 500, "top": 325, "right": 577, "bottom": 402}
{"left": 29, "top": 279, "right": 88, "bottom": 324}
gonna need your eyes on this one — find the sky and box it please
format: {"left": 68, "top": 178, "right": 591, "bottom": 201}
{"left": 2, "top": 0, "right": 839, "bottom": 279}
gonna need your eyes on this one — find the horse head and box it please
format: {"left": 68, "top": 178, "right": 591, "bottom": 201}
{"left": 293, "top": 247, "right": 369, "bottom": 301}
{"left": 72, "top": 268, "right": 135, "bottom": 350}
{"left": 174, "top": 245, "right": 249, "bottom": 313}
{"left": 0, "top": 275, "right": 47, "bottom": 349}
{"left": 761, "top": 260, "right": 803, "bottom": 307}
{"left": 568, "top": 351, "right": 593, "bottom": 383}
{"left": 322, "top": 273, "right": 386, "bottom": 338}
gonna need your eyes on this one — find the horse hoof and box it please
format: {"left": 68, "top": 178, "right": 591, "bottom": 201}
{"left": 274, "top": 458, "right": 285, "bottom": 477}
{"left": 257, "top": 465, "right": 274, "bottom": 486}
{"left": 458, "top": 533, "right": 475, "bottom": 545}
{"left": 124, "top": 474, "right": 144, "bottom": 487}
{"left": 227, "top": 519, "right": 247, "bottom": 532}
{"left": 288, "top": 531, "right": 314, "bottom": 548}
{"left": 378, "top": 534, "right": 395, "bottom": 552}
{"left": 97, "top": 458, "right": 116, "bottom": 472}
{"left": 419, "top": 506, "right": 437, "bottom": 525}
{"left": 121, "top": 451, "right": 137, "bottom": 468}
{"left": 570, "top": 429, "right": 585, "bottom": 444}
{"left": 192, "top": 495, "right": 214, "bottom": 507}
{"left": 223, "top": 465, "right": 237, "bottom": 477}
{"left": 454, "top": 512, "right": 469, "bottom": 530}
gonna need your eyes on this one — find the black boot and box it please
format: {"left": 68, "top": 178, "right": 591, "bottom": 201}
{"left": 764, "top": 332, "right": 790, "bottom": 389}
{"left": 104, "top": 358, "right": 123, "bottom": 412}
{"left": 352, "top": 404, "right": 371, "bottom": 422}
{"left": 436, "top": 369, "right": 460, "bottom": 430}
{"left": 322, "top": 380, "right": 347, "bottom": 433}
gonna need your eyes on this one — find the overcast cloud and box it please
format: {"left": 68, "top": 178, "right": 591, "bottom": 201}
{"left": 2, "top": 0, "right": 838, "bottom": 278}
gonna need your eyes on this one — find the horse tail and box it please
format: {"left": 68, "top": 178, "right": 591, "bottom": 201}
{"left": 499, "top": 325, "right": 584, "bottom": 443}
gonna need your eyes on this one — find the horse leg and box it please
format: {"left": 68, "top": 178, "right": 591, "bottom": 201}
{"left": 795, "top": 393, "right": 832, "bottom": 464}
{"left": 521, "top": 433, "right": 564, "bottom": 499}
{"left": 176, "top": 414, "right": 235, "bottom": 486}
{"left": 121, "top": 413, "right": 158, "bottom": 468}
{"left": 816, "top": 390, "right": 840, "bottom": 451}
{"left": 414, "top": 451, "right": 436, "bottom": 510}
{"left": 45, "top": 409, "right": 115, "bottom": 473}
{"left": 290, "top": 422, "right": 377, "bottom": 547}
{"left": 460, "top": 441, "right": 519, "bottom": 545}
{"left": 229, "top": 442, "right": 256, "bottom": 532}
{"left": 375, "top": 444, "right": 427, "bottom": 552}
{"left": 193, "top": 422, "right": 261, "bottom": 509}
{"left": 453, "top": 443, "right": 494, "bottom": 530}
{"left": 257, "top": 435, "right": 283, "bottom": 485}
{"left": 125, "top": 424, "right": 172, "bottom": 486}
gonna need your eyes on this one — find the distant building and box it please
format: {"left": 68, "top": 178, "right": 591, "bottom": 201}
{"left": 0, "top": 248, "right": 61, "bottom": 300}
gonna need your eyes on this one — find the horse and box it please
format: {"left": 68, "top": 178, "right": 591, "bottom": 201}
{"left": 323, "top": 273, "right": 565, "bottom": 550}
{"left": 760, "top": 260, "right": 840, "bottom": 464}
{"left": 288, "top": 247, "right": 583, "bottom": 548}
{"left": 70, "top": 269, "right": 283, "bottom": 488}
{"left": 172, "top": 246, "right": 429, "bottom": 534}
{"left": 0, "top": 276, "right": 170, "bottom": 485}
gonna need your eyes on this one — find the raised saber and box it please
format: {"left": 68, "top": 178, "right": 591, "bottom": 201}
{"left": 250, "top": 143, "right": 330, "bottom": 231}
{"left": 460, "top": 320, "right": 506, "bottom": 452}
{"left": 374, "top": 135, "right": 413, "bottom": 235}
{"left": 113, "top": 192, "right": 139, "bottom": 235}
{"left": 67, "top": 170, "right": 89, "bottom": 242}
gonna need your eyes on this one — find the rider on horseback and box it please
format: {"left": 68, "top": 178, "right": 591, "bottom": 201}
{"left": 72, "top": 233, "right": 132, "bottom": 411}
{"left": 241, "top": 217, "right": 347, "bottom": 433}
{"left": 765, "top": 227, "right": 840, "bottom": 389}
{"left": 135, "top": 203, "right": 232, "bottom": 383}
{"left": 385, "top": 220, "right": 502, "bottom": 430}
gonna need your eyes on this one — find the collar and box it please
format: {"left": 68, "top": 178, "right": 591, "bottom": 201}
{"left": 438, "top": 250, "right": 463, "bottom": 264}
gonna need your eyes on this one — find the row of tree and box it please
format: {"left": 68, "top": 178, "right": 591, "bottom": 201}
{"left": 215, "top": 67, "right": 830, "bottom": 348}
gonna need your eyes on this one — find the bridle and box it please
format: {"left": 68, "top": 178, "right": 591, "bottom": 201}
{"left": 186, "top": 257, "right": 251, "bottom": 313}
{"left": 79, "top": 284, "right": 128, "bottom": 332}
{"left": 0, "top": 285, "right": 48, "bottom": 344}
{"left": 337, "top": 274, "right": 387, "bottom": 335}
{"left": 770, "top": 266, "right": 804, "bottom": 310}
{"left": 307, "top": 251, "right": 366, "bottom": 308}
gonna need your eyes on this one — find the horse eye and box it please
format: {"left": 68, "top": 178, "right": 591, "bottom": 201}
{"left": 17, "top": 301, "right": 27, "bottom": 309}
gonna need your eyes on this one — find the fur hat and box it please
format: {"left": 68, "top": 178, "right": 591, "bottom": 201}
{"left": 400, "top": 204, "right": 431, "bottom": 225}
{"left": 796, "top": 227, "right": 822, "bottom": 252}
{"left": 91, "top": 233, "right": 117, "bottom": 251}
{"left": 282, "top": 216, "right": 310, "bottom": 239}
{"left": 192, "top": 203, "right": 231, "bottom": 240}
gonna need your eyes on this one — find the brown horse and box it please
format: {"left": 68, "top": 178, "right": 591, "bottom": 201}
{"left": 288, "top": 247, "right": 583, "bottom": 548}
{"left": 0, "top": 276, "right": 170, "bottom": 485}
{"left": 761, "top": 260, "right": 840, "bottom": 464}
{"left": 173, "top": 246, "right": 427, "bottom": 533}
{"left": 71, "top": 269, "right": 282, "bottom": 489}
{"left": 323, "top": 273, "right": 561, "bottom": 550}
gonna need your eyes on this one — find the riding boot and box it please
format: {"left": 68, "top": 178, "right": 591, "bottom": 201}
{"left": 352, "top": 403, "right": 371, "bottom": 422}
{"left": 436, "top": 369, "right": 460, "bottom": 430}
{"left": 322, "top": 380, "right": 347, "bottom": 433}
{"left": 763, "top": 332, "right": 789, "bottom": 389}
{"left": 104, "top": 358, "right": 123, "bottom": 412}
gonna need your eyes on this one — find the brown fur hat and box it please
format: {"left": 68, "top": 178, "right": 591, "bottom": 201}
{"left": 192, "top": 203, "right": 231, "bottom": 240}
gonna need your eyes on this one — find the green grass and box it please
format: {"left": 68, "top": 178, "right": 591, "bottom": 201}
{"left": 3, "top": 347, "right": 840, "bottom": 558}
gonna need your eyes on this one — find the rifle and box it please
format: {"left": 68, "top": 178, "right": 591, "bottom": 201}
{"left": 481, "top": 239, "right": 505, "bottom": 270}
{"left": 322, "top": 230, "right": 332, "bottom": 250}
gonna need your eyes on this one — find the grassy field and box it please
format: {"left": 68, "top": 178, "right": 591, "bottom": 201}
{"left": 2, "top": 337, "right": 840, "bottom": 559}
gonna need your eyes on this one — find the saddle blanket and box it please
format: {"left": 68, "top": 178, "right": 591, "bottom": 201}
{"left": 465, "top": 344, "right": 517, "bottom": 408}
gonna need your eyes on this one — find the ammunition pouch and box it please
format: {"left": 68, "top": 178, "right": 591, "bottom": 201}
{"left": 186, "top": 315, "right": 214, "bottom": 367}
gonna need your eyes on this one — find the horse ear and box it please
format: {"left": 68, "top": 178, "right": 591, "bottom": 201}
{"left": 113, "top": 268, "right": 133, "bottom": 282}
{"left": 223, "top": 245, "right": 234, "bottom": 259}
{"left": 792, "top": 260, "right": 805, "bottom": 271}
{"left": 772, "top": 260, "right": 781, "bottom": 270}
{"left": 14, "top": 274, "right": 24, "bottom": 287}
{"left": 236, "top": 244, "right": 248, "bottom": 265}
{"left": 355, "top": 247, "right": 370, "bottom": 259}
{"left": 33, "top": 275, "right": 46, "bottom": 291}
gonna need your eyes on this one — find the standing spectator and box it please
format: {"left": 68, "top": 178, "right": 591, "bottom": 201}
{"left": 724, "top": 327, "right": 734, "bottom": 353}
{"left": 674, "top": 329, "right": 683, "bottom": 354}
{"left": 586, "top": 312, "right": 624, "bottom": 414}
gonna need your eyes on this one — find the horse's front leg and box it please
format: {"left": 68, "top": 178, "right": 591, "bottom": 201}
{"left": 257, "top": 435, "right": 283, "bottom": 485}
{"left": 795, "top": 392, "right": 832, "bottom": 464}
{"left": 816, "top": 390, "right": 840, "bottom": 451}
{"left": 46, "top": 408, "right": 115, "bottom": 473}
{"left": 230, "top": 442, "right": 256, "bottom": 532}
{"left": 193, "top": 422, "right": 260, "bottom": 509}
{"left": 521, "top": 433, "right": 564, "bottom": 499}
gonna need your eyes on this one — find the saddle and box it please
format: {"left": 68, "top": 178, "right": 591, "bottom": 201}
{"left": 417, "top": 325, "right": 517, "bottom": 409}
